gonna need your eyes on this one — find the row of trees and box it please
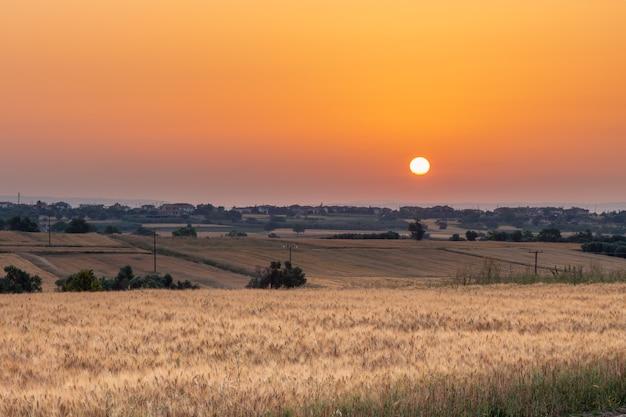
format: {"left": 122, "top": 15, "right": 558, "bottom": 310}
{"left": 581, "top": 235, "right": 626, "bottom": 259}
{"left": 582, "top": 241, "right": 626, "bottom": 258}
{"left": 476, "top": 228, "right": 595, "bottom": 243}
{"left": 0, "top": 216, "right": 40, "bottom": 232}
{"left": 329, "top": 231, "right": 400, "bottom": 240}
{"left": 55, "top": 266, "right": 199, "bottom": 291}
{"left": 448, "top": 228, "right": 597, "bottom": 243}
{"left": 0, "top": 216, "right": 98, "bottom": 233}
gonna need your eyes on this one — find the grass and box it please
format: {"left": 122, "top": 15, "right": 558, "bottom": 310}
{"left": 1, "top": 284, "right": 626, "bottom": 416}
{"left": 453, "top": 258, "right": 626, "bottom": 285}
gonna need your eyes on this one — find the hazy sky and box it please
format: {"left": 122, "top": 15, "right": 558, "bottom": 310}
{"left": 2, "top": 1, "right": 625, "bottom": 207}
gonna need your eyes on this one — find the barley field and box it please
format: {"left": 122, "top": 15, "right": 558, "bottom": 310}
{"left": 1, "top": 284, "right": 625, "bottom": 416}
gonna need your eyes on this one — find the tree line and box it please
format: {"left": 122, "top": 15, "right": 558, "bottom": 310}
{"left": 55, "top": 266, "right": 199, "bottom": 291}
{"left": 0, "top": 264, "right": 200, "bottom": 294}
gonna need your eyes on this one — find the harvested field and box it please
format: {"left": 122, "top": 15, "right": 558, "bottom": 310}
{"left": 0, "top": 232, "right": 128, "bottom": 248}
{"left": 42, "top": 253, "right": 250, "bottom": 289}
{"left": 119, "top": 235, "right": 626, "bottom": 288}
{"left": 2, "top": 231, "right": 626, "bottom": 290}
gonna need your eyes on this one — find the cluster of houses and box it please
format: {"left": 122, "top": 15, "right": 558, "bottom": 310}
{"left": 0, "top": 197, "right": 600, "bottom": 226}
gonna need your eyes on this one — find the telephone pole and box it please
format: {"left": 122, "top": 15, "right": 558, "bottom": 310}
{"left": 529, "top": 250, "right": 543, "bottom": 275}
{"left": 283, "top": 244, "right": 298, "bottom": 263}
{"left": 153, "top": 228, "right": 157, "bottom": 273}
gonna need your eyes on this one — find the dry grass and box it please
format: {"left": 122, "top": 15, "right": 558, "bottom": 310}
{"left": 118, "top": 234, "right": 626, "bottom": 288}
{"left": 1, "top": 284, "right": 625, "bottom": 416}
{"left": 0, "top": 231, "right": 128, "bottom": 248}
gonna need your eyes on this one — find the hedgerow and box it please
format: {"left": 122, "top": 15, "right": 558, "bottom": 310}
{"left": 55, "top": 266, "right": 199, "bottom": 292}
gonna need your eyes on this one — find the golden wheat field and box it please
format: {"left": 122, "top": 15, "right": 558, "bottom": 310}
{"left": 1, "top": 284, "right": 625, "bottom": 416}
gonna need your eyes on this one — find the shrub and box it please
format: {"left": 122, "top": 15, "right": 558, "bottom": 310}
{"left": 0, "top": 265, "right": 42, "bottom": 293}
{"left": 56, "top": 269, "right": 102, "bottom": 292}
{"left": 133, "top": 226, "right": 155, "bottom": 236}
{"left": 7, "top": 216, "right": 40, "bottom": 232}
{"left": 172, "top": 225, "right": 197, "bottom": 237}
{"left": 114, "top": 265, "right": 134, "bottom": 290}
{"left": 227, "top": 230, "right": 247, "bottom": 237}
{"left": 103, "top": 225, "right": 121, "bottom": 234}
{"left": 247, "top": 261, "right": 306, "bottom": 289}
{"left": 65, "top": 217, "right": 92, "bottom": 233}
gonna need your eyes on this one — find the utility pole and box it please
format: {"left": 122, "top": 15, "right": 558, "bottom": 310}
{"left": 529, "top": 250, "right": 543, "bottom": 275}
{"left": 283, "top": 244, "right": 298, "bottom": 263}
{"left": 153, "top": 228, "right": 157, "bottom": 274}
{"left": 48, "top": 215, "right": 51, "bottom": 247}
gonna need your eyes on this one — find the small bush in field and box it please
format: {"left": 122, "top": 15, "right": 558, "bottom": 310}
{"left": 247, "top": 261, "right": 306, "bottom": 289}
{"left": 0, "top": 265, "right": 42, "bottom": 293}
{"left": 56, "top": 269, "right": 102, "bottom": 292}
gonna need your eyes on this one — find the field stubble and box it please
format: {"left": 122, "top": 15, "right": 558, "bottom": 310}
{"left": 1, "top": 284, "right": 625, "bottom": 416}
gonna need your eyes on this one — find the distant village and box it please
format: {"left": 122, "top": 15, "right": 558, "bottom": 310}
{"left": 1, "top": 199, "right": 625, "bottom": 236}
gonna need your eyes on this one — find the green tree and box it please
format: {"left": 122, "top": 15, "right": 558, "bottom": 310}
{"left": 0, "top": 265, "right": 42, "bottom": 293}
{"left": 510, "top": 230, "right": 523, "bottom": 242}
{"left": 486, "top": 230, "right": 508, "bottom": 241}
{"left": 133, "top": 226, "right": 155, "bottom": 236}
{"left": 567, "top": 229, "right": 594, "bottom": 243}
{"left": 281, "top": 261, "right": 307, "bottom": 288}
{"left": 465, "top": 230, "right": 479, "bottom": 241}
{"left": 537, "top": 228, "right": 562, "bottom": 242}
{"left": 115, "top": 265, "right": 134, "bottom": 290}
{"left": 56, "top": 269, "right": 101, "bottom": 292}
{"left": 408, "top": 218, "right": 426, "bottom": 240}
{"left": 172, "top": 225, "right": 197, "bottom": 237}
{"left": 50, "top": 221, "right": 68, "bottom": 232}
{"left": 264, "top": 219, "right": 280, "bottom": 231}
{"left": 522, "top": 229, "right": 535, "bottom": 242}
{"left": 292, "top": 223, "right": 306, "bottom": 234}
{"left": 246, "top": 261, "right": 306, "bottom": 289}
{"left": 7, "top": 216, "right": 39, "bottom": 232}
{"left": 65, "top": 217, "right": 90, "bottom": 233}
{"left": 103, "top": 225, "right": 121, "bottom": 234}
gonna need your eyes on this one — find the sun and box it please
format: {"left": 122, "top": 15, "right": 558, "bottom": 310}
{"left": 410, "top": 157, "right": 431, "bottom": 175}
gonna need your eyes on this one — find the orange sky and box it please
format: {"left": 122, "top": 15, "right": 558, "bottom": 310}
{"left": 1, "top": 1, "right": 625, "bottom": 207}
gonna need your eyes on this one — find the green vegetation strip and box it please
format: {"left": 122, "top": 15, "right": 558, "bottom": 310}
{"left": 278, "top": 358, "right": 626, "bottom": 417}
{"left": 451, "top": 258, "right": 626, "bottom": 286}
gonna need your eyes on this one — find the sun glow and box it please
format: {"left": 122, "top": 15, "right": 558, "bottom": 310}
{"left": 410, "top": 157, "right": 430, "bottom": 176}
